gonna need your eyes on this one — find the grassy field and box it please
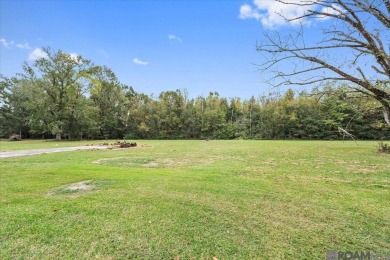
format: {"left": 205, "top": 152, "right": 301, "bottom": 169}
{"left": 0, "top": 140, "right": 389, "bottom": 259}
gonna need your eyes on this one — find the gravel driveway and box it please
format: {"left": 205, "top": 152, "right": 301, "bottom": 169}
{"left": 0, "top": 146, "right": 108, "bottom": 158}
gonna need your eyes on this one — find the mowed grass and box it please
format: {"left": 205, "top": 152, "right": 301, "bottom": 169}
{"left": 0, "top": 140, "right": 389, "bottom": 259}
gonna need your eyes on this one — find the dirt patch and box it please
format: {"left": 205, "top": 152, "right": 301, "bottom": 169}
{"left": 65, "top": 181, "right": 94, "bottom": 191}
{"left": 92, "top": 154, "right": 244, "bottom": 169}
{"left": 92, "top": 157, "right": 154, "bottom": 167}
{"left": 47, "top": 180, "right": 107, "bottom": 198}
{"left": 92, "top": 156, "right": 210, "bottom": 168}
{"left": 358, "top": 168, "right": 378, "bottom": 174}
{"left": 93, "top": 157, "right": 163, "bottom": 168}
{"left": 142, "top": 162, "right": 160, "bottom": 168}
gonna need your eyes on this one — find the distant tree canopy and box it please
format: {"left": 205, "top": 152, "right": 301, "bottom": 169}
{"left": 0, "top": 47, "right": 389, "bottom": 140}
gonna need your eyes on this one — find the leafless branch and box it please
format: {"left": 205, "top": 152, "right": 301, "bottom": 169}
{"left": 257, "top": 0, "right": 390, "bottom": 125}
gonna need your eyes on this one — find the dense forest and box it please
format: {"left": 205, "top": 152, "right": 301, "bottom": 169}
{"left": 0, "top": 48, "right": 389, "bottom": 140}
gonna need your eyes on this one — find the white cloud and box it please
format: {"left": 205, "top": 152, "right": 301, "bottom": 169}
{"left": 1, "top": 39, "right": 31, "bottom": 49}
{"left": 133, "top": 58, "right": 149, "bottom": 65}
{"left": 63, "top": 52, "right": 82, "bottom": 64}
{"left": 0, "top": 38, "right": 14, "bottom": 48}
{"left": 239, "top": 4, "right": 260, "bottom": 20}
{"left": 69, "top": 53, "right": 79, "bottom": 62}
{"left": 318, "top": 4, "right": 344, "bottom": 20}
{"left": 29, "top": 48, "right": 48, "bottom": 60}
{"left": 16, "top": 42, "right": 31, "bottom": 49}
{"left": 168, "top": 34, "right": 182, "bottom": 42}
{"left": 239, "top": 0, "right": 316, "bottom": 28}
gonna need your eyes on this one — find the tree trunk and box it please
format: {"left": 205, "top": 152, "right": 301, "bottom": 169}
{"left": 384, "top": 106, "right": 390, "bottom": 126}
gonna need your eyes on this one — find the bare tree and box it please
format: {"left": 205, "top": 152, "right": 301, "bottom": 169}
{"left": 257, "top": 0, "right": 390, "bottom": 125}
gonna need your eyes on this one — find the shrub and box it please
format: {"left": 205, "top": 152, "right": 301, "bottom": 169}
{"left": 378, "top": 142, "right": 390, "bottom": 153}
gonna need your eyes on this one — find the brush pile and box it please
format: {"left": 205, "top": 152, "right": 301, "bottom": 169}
{"left": 119, "top": 142, "right": 137, "bottom": 148}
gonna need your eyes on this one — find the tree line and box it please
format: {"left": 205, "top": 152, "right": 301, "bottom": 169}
{"left": 0, "top": 48, "right": 389, "bottom": 140}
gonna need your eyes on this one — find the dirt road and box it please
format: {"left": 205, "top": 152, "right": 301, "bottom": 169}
{"left": 0, "top": 146, "right": 108, "bottom": 158}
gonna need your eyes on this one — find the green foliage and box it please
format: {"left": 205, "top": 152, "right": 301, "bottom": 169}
{"left": 378, "top": 142, "right": 390, "bottom": 153}
{"left": 1, "top": 48, "right": 389, "bottom": 140}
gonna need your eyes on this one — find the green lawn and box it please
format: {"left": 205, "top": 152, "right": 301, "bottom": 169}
{"left": 0, "top": 140, "right": 389, "bottom": 259}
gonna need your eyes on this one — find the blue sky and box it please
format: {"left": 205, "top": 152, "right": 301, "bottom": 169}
{"left": 0, "top": 0, "right": 359, "bottom": 99}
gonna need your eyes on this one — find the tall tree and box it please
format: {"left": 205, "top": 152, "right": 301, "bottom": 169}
{"left": 200, "top": 92, "right": 227, "bottom": 138}
{"left": 90, "top": 66, "right": 127, "bottom": 139}
{"left": 0, "top": 76, "right": 30, "bottom": 137}
{"left": 157, "top": 90, "right": 186, "bottom": 138}
{"left": 22, "top": 47, "right": 95, "bottom": 139}
{"left": 257, "top": 0, "right": 390, "bottom": 125}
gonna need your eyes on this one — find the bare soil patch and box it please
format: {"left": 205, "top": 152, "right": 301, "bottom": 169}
{"left": 47, "top": 180, "right": 103, "bottom": 198}
{"left": 92, "top": 154, "right": 244, "bottom": 169}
